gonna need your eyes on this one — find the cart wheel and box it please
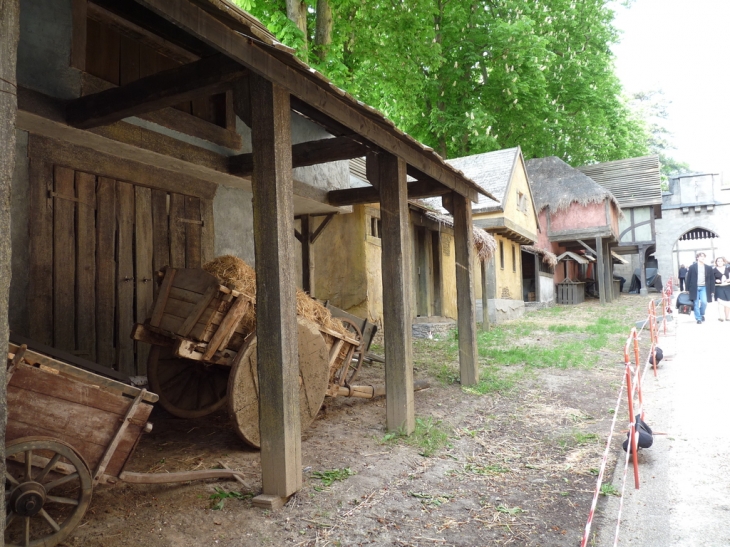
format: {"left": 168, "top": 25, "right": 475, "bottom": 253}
{"left": 227, "top": 317, "right": 330, "bottom": 448}
{"left": 334, "top": 318, "right": 365, "bottom": 386}
{"left": 147, "top": 346, "right": 229, "bottom": 419}
{"left": 4, "top": 436, "right": 93, "bottom": 547}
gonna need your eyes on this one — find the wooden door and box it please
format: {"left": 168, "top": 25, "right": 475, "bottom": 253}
{"left": 28, "top": 159, "right": 210, "bottom": 376}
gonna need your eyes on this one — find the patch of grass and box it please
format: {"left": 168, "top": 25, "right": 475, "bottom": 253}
{"left": 464, "top": 463, "right": 510, "bottom": 475}
{"left": 311, "top": 468, "right": 356, "bottom": 490}
{"left": 383, "top": 417, "right": 452, "bottom": 457}
{"left": 559, "top": 431, "right": 600, "bottom": 448}
{"left": 409, "top": 491, "right": 454, "bottom": 507}
{"left": 209, "top": 488, "right": 251, "bottom": 510}
{"left": 600, "top": 483, "right": 620, "bottom": 497}
{"left": 463, "top": 365, "right": 522, "bottom": 395}
{"left": 548, "top": 324, "right": 581, "bottom": 333}
{"left": 573, "top": 432, "right": 600, "bottom": 445}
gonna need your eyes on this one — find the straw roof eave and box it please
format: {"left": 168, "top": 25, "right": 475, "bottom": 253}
{"left": 423, "top": 211, "right": 497, "bottom": 262}
{"left": 522, "top": 245, "right": 558, "bottom": 267}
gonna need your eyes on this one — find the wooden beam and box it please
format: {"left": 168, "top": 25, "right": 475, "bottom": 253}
{"left": 327, "top": 178, "right": 449, "bottom": 206}
{"left": 229, "top": 136, "right": 369, "bottom": 175}
{"left": 67, "top": 54, "right": 247, "bottom": 128}
{"left": 595, "top": 237, "right": 606, "bottom": 305}
{"left": 453, "top": 192, "right": 479, "bottom": 385}
{"left": 379, "top": 152, "right": 415, "bottom": 434}
{"left": 310, "top": 213, "right": 334, "bottom": 244}
{"left": 480, "top": 260, "right": 489, "bottom": 331}
{"left": 603, "top": 240, "right": 613, "bottom": 303}
{"left": 248, "top": 74, "right": 302, "bottom": 499}
{"left": 135, "top": 0, "right": 480, "bottom": 202}
{"left": 300, "top": 215, "right": 314, "bottom": 296}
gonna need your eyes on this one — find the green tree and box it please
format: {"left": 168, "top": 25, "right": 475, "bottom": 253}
{"left": 237, "top": 0, "right": 652, "bottom": 164}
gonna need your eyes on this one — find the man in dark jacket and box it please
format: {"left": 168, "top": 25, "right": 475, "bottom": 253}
{"left": 685, "top": 252, "right": 715, "bottom": 324}
{"left": 678, "top": 264, "right": 688, "bottom": 291}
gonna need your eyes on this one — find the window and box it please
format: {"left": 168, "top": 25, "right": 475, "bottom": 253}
{"left": 517, "top": 190, "right": 527, "bottom": 213}
{"left": 499, "top": 241, "right": 504, "bottom": 270}
{"left": 369, "top": 216, "right": 382, "bottom": 239}
{"left": 512, "top": 245, "right": 517, "bottom": 272}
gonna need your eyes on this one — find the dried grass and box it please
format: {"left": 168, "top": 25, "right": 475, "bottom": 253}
{"left": 203, "top": 255, "right": 348, "bottom": 336}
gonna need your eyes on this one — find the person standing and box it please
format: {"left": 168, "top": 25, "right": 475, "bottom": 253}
{"left": 685, "top": 252, "right": 715, "bottom": 324}
{"left": 713, "top": 257, "right": 730, "bottom": 322}
{"left": 678, "top": 264, "right": 688, "bottom": 291}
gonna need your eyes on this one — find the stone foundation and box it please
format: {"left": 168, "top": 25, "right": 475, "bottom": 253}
{"left": 412, "top": 317, "right": 456, "bottom": 340}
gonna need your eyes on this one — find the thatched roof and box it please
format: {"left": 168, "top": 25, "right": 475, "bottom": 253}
{"left": 525, "top": 156, "right": 620, "bottom": 214}
{"left": 420, "top": 210, "right": 497, "bottom": 262}
{"left": 522, "top": 245, "right": 558, "bottom": 267}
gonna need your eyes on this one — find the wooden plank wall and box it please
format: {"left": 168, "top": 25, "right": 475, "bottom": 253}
{"left": 27, "top": 152, "right": 211, "bottom": 375}
{"left": 85, "top": 16, "right": 226, "bottom": 127}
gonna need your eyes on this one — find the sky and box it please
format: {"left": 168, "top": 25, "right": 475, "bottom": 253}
{"left": 610, "top": 0, "right": 730, "bottom": 178}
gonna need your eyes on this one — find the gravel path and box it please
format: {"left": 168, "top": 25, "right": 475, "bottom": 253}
{"left": 596, "top": 302, "right": 730, "bottom": 546}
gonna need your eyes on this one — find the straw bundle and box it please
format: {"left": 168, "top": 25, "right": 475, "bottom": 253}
{"left": 203, "top": 255, "right": 348, "bottom": 336}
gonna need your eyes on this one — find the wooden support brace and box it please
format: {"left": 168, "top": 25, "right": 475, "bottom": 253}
{"left": 66, "top": 54, "right": 248, "bottom": 128}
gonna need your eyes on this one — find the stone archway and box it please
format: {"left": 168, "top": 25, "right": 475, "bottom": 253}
{"left": 656, "top": 212, "right": 726, "bottom": 285}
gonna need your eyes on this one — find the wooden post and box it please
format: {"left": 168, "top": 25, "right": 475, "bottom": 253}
{"left": 595, "top": 237, "right": 606, "bottom": 305}
{"left": 0, "top": 0, "right": 20, "bottom": 521}
{"left": 534, "top": 253, "right": 541, "bottom": 303}
{"left": 453, "top": 192, "right": 479, "bottom": 385}
{"left": 638, "top": 245, "right": 648, "bottom": 296}
{"left": 378, "top": 152, "right": 415, "bottom": 434}
{"left": 480, "top": 260, "right": 489, "bottom": 330}
{"left": 603, "top": 240, "right": 613, "bottom": 303}
{"left": 247, "top": 73, "right": 301, "bottom": 502}
{"left": 300, "top": 215, "right": 314, "bottom": 297}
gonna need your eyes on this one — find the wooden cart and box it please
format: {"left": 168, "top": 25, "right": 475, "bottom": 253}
{"left": 5, "top": 342, "right": 246, "bottom": 547}
{"left": 132, "top": 267, "right": 383, "bottom": 447}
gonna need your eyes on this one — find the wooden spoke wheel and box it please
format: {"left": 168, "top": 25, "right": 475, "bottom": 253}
{"left": 4, "top": 437, "right": 93, "bottom": 547}
{"left": 147, "top": 346, "right": 230, "bottom": 419}
{"left": 227, "top": 317, "right": 330, "bottom": 448}
{"left": 334, "top": 318, "right": 365, "bottom": 386}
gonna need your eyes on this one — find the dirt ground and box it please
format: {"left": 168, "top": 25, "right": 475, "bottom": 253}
{"left": 62, "top": 296, "right": 656, "bottom": 547}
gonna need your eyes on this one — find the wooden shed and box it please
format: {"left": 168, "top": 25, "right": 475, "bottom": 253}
{"left": 4, "top": 0, "right": 488, "bottom": 506}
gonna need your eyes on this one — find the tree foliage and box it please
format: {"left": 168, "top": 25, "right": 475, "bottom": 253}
{"left": 236, "top": 0, "right": 654, "bottom": 164}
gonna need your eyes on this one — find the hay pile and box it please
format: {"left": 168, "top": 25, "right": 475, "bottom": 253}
{"left": 203, "top": 255, "right": 348, "bottom": 337}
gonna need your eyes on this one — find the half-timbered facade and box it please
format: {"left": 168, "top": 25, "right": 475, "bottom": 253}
{"left": 578, "top": 156, "right": 662, "bottom": 294}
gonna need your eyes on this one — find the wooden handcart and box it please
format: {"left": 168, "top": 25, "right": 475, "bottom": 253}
{"left": 132, "top": 267, "right": 390, "bottom": 448}
{"left": 5, "top": 342, "right": 246, "bottom": 547}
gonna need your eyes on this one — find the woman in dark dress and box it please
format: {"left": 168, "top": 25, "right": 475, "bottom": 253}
{"left": 713, "top": 257, "right": 730, "bottom": 322}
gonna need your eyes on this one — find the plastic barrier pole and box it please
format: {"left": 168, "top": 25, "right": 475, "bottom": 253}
{"left": 625, "top": 361, "right": 640, "bottom": 489}
{"left": 632, "top": 330, "right": 645, "bottom": 419}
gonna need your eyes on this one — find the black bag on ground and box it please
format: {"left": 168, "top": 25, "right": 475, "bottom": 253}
{"left": 622, "top": 415, "right": 653, "bottom": 453}
{"left": 676, "top": 292, "right": 693, "bottom": 315}
{"left": 651, "top": 347, "right": 663, "bottom": 366}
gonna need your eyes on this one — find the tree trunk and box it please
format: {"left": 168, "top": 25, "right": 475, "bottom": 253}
{"left": 0, "top": 1, "right": 20, "bottom": 541}
{"left": 286, "top": 0, "right": 308, "bottom": 51}
{"left": 314, "top": 0, "right": 332, "bottom": 62}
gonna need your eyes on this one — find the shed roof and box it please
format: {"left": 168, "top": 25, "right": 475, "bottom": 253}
{"left": 577, "top": 156, "right": 662, "bottom": 208}
{"left": 447, "top": 148, "right": 519, "bottom": 211}
{"left": 164, "top": 0, "right": 489, "bottom": 202}
{"left": 525, "top": 156, "right": 620, "bottom": 214}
